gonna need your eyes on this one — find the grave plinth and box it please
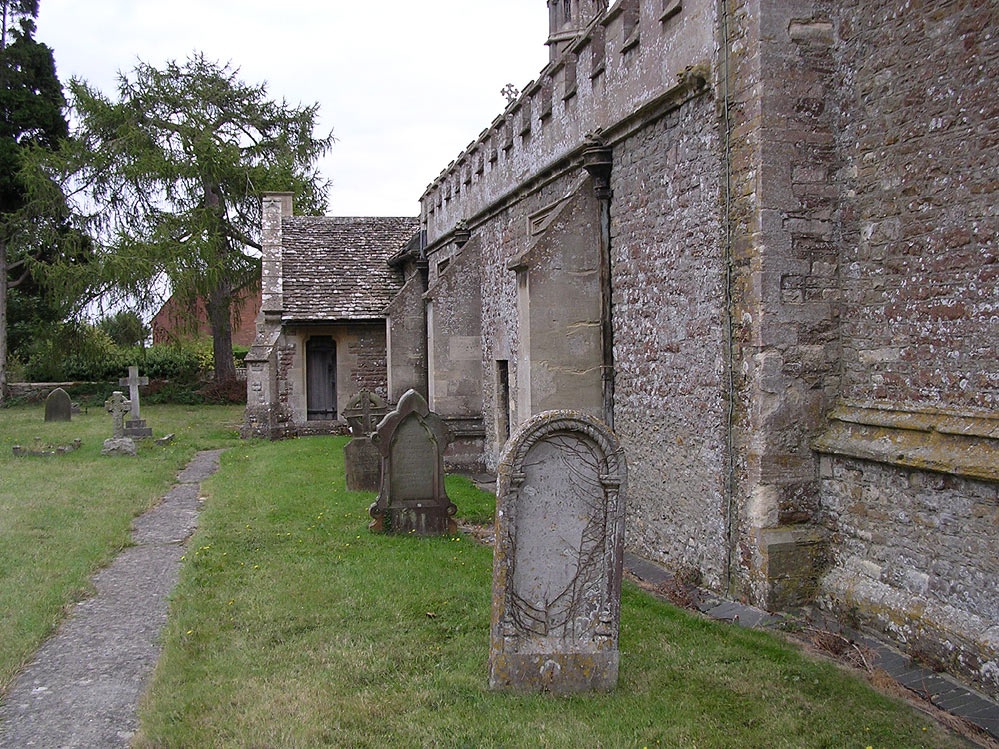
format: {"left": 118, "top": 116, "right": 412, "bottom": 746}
{"left": 368, "top": 389, "right": 457, "bottom": 535}
{"left": 342, "top": 390, "right": 389, "bottom": 492}
{"left": 488, "top": 410, "right": 627, "bottom": 694}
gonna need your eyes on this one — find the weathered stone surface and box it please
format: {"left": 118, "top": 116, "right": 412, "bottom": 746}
{"left": 342, "top": 390, "right": 389, "bottom": 491}
{"left": 489, "top": 410, "right": 626, "bottom": 693}
{"left": 101, "top": 437, "right": 137, "bottom": 457}
{"left": 104, "top": 391, "right": 131, "bottom": 439}
{"left": 44, "top": 387, "right": 72, "bottom": 422}
{"left": 368, "top": 389, "right": 456, "bottom": 534}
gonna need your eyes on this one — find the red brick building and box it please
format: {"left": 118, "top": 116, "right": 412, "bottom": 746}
{"left": 150, "top": 289, "right": 262, "bottom": 348}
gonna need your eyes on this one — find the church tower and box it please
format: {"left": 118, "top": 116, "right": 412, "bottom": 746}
{"left": 547, "top": 0, "right": 606, "bottom": 61}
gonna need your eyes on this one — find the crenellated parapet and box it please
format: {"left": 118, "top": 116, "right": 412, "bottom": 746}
{"left": 420, "top": 0, "right": 714, "bottom": 249}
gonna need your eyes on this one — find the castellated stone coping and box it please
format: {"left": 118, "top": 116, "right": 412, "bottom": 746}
{"left": 419, "top": 0, "right": 715, "bottom": 248}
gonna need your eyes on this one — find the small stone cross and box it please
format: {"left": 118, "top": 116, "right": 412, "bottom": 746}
{"left": 104, "top": 391, "right": 131, "bottom": 438}
{"left": 119, "top": 366, "right": 149, "bottom": 420}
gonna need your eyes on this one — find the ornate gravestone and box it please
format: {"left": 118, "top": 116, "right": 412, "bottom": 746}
{"left": 368, "top": 389, "right": 457, "bottom": 535}
{"left": 488, "top": 410, "right": 627, "bottom": 694}
{"left": 342, "top": 390, "right": 389, "bottom": 491}
{"left": 102, "top": 391, "right": 137, "bottom": 456}
{"left": 44, "top": 387, "right": 73, "bottom": 422}
{"left": 119, "top": 366, "right": 152, "bottom": 438}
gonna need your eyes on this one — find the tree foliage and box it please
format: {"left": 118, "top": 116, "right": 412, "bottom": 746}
{"left": 96, "top": 309, "right": 148, "bottom": 348}
{"left": 1, "top": 0, "right": 71, "bottom": 399}
{"left": 55, "top": 53, "right": 333, "bottom": 382}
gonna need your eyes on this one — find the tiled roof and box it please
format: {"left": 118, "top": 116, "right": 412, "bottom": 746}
{"left": 281, "top": 216, "right": 419, "bottom": 321}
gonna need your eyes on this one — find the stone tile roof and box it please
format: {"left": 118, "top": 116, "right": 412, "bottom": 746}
{"left": 281, "top": 216, "right": 419, "bottom": 321}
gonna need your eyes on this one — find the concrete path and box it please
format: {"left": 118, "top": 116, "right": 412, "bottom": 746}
{"left": 0, "top": 450, "right": 224, "bottom": 748}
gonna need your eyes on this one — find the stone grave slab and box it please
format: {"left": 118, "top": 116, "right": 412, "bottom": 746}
{"left": 44, "top": 387, "right": 73, "bottom": 422}
{"left": 488, "top": 409, "right": 627, "bottom": 694}
{"left": 368, "top": 389, "right": 456, "bottom": 535}
{"left": 342, "top": 390, "right": 389, "bottom": 491}
{"left": 119, "top": 366, "right": 153, "bottom": 438}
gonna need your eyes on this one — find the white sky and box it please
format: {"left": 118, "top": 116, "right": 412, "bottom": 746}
{"left": 35, "top": 1, "right": 551, "bottom": 218}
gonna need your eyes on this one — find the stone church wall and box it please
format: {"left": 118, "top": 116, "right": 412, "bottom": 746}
{"left": 421, "top": 0, "right": 729, "bottom": 582}
{"left": 610, "top": 92, "right": 729, "bottom": 587}
{"left": 415, "top": 0, "right": 997, "bottom": 694}
{"left": 813, "top": 0, "right": 999, "bottom": 696}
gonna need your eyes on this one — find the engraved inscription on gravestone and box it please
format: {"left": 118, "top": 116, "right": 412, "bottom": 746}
{"left": 368, "top": 389, "right": 457, "bottom": 535}
{"left": 489, "top": 410, "right": 626, "bottom": 694}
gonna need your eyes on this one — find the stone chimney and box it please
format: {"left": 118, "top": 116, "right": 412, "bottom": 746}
{"left": 260, "top": 192, "right": 293, "bottom": 317}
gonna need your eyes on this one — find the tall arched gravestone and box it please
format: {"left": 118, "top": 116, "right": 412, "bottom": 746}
{"left": 368, "top": 389, "right": 457, "bottom": 535}
{"left": 489, "top": 410, "right": 626, "bottom": 693}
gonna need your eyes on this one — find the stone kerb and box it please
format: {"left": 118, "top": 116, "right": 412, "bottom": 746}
{"left": 368, "top": 389, "right": 457, "bottom": 535}
{"left": 489, "top": 409, "right": 626, "bottom": 694}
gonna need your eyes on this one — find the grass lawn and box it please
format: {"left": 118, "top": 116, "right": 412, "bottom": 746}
{"left": 133, "top": 435, "right": 970, "bottom": 748}
{"left": 0, "top": 401, "right": 245, "bottom": 695}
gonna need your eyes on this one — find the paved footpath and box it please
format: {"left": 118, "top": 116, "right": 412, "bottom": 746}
{"left": 0, "top": 449, "right": 224, "bottom": 748}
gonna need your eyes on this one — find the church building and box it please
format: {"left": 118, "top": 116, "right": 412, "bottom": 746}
{"left": 247, "top": 0, "right": 999, "bottom": 698}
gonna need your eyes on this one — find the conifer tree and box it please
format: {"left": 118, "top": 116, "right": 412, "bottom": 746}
{"left": 0, "top": 0, "right": 69, "bottom": 400}
{"left": 60, "top": 54, "right": 333, "bottom": 383}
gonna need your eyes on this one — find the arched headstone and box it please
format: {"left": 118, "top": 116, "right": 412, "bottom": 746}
{"left": 489, "top": 409, "right": 626, "bottom": 693}
{"left": 368, "top": 389, "right": 456, "bottom": 535}
{"left": 44, "top": 388, "right": 73, "bottom": 422}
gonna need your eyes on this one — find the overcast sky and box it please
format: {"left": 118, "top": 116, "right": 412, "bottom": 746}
{"left": 35, "top": 1, "right": 551, "bottom": 218}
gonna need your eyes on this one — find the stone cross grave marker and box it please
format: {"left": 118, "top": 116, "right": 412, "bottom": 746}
{"left": 118, "top": 366, "right": 152, "bottom": 437}
{"left": 488, "top": 409, "right": 627, "bottom": 694}
{"left": 104, "top": 391, "right": 131, "bottom": 439}
{"left": 44, "top": 387, "right": 73, "bottom": 422}
{"left": 342, "top": 390, "right": 389, "bottom": 491}
{"left": 368, "top": 389, "right": 457, "bottom": 535}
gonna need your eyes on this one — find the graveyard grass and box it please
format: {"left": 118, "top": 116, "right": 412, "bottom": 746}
{"left": 0, "top": 403, "right": 245, "bottom": 696}
{"left": 134, "top": 437, "right": 967, "bottom": 749}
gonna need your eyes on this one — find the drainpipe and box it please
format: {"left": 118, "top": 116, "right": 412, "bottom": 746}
{"left": 582, "top": 133, "right": 615, "bottom": 430}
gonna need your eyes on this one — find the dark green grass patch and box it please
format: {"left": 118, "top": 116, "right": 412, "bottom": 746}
{"left": 135, "top": 436, "right": 967, "bottom": 748}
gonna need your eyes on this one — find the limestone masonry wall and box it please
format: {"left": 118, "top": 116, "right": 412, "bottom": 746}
{"left": 611, "top": 91, "right": 729, "bottom": 586}
{"left": 409, "top": 0, "right": 997, "bottom": 695}
{"left": 838, "top": 0, "right": 997, "bottom": 411}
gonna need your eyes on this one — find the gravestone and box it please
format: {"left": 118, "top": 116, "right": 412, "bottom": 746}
{"left": 44, "top": 387, "right": 73, "bottom": 422}
{"left": 488, "top": 410, "right": 627, "bottom": 694}
{"left": 103, "top": 391, "right": 138, "bottom": 456}
{"left": 105, "top": 391, "right": 131, "bottom": 438}
{"left": 119, "top": 366, "right": 152, "bottom": 438}
{"left": 342, "top": 390, "right": 389, "bottom": 491}
{"left": 368, "top": 389, "right": 457, "bottom": 535}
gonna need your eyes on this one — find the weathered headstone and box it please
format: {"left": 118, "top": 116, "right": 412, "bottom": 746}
{"left": 488, "top": 410, "right": 627, "bottom": 694}
{"left": 368, "top": 389, "right": 457, "bottom": 535}
{"left": 118, "top": 366, "right": 153, "bottom": 438}
{"left": 103, "top": 391, "right": 138, "bottom": 456}
{"left": 44, "top": 387, "right": 73, "bottom": 422}
{"left": 342, "top": 390, "right": 389, "bottom": 491}
{"left": 104, "top": 391, "right": 131, "bottom": 439}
